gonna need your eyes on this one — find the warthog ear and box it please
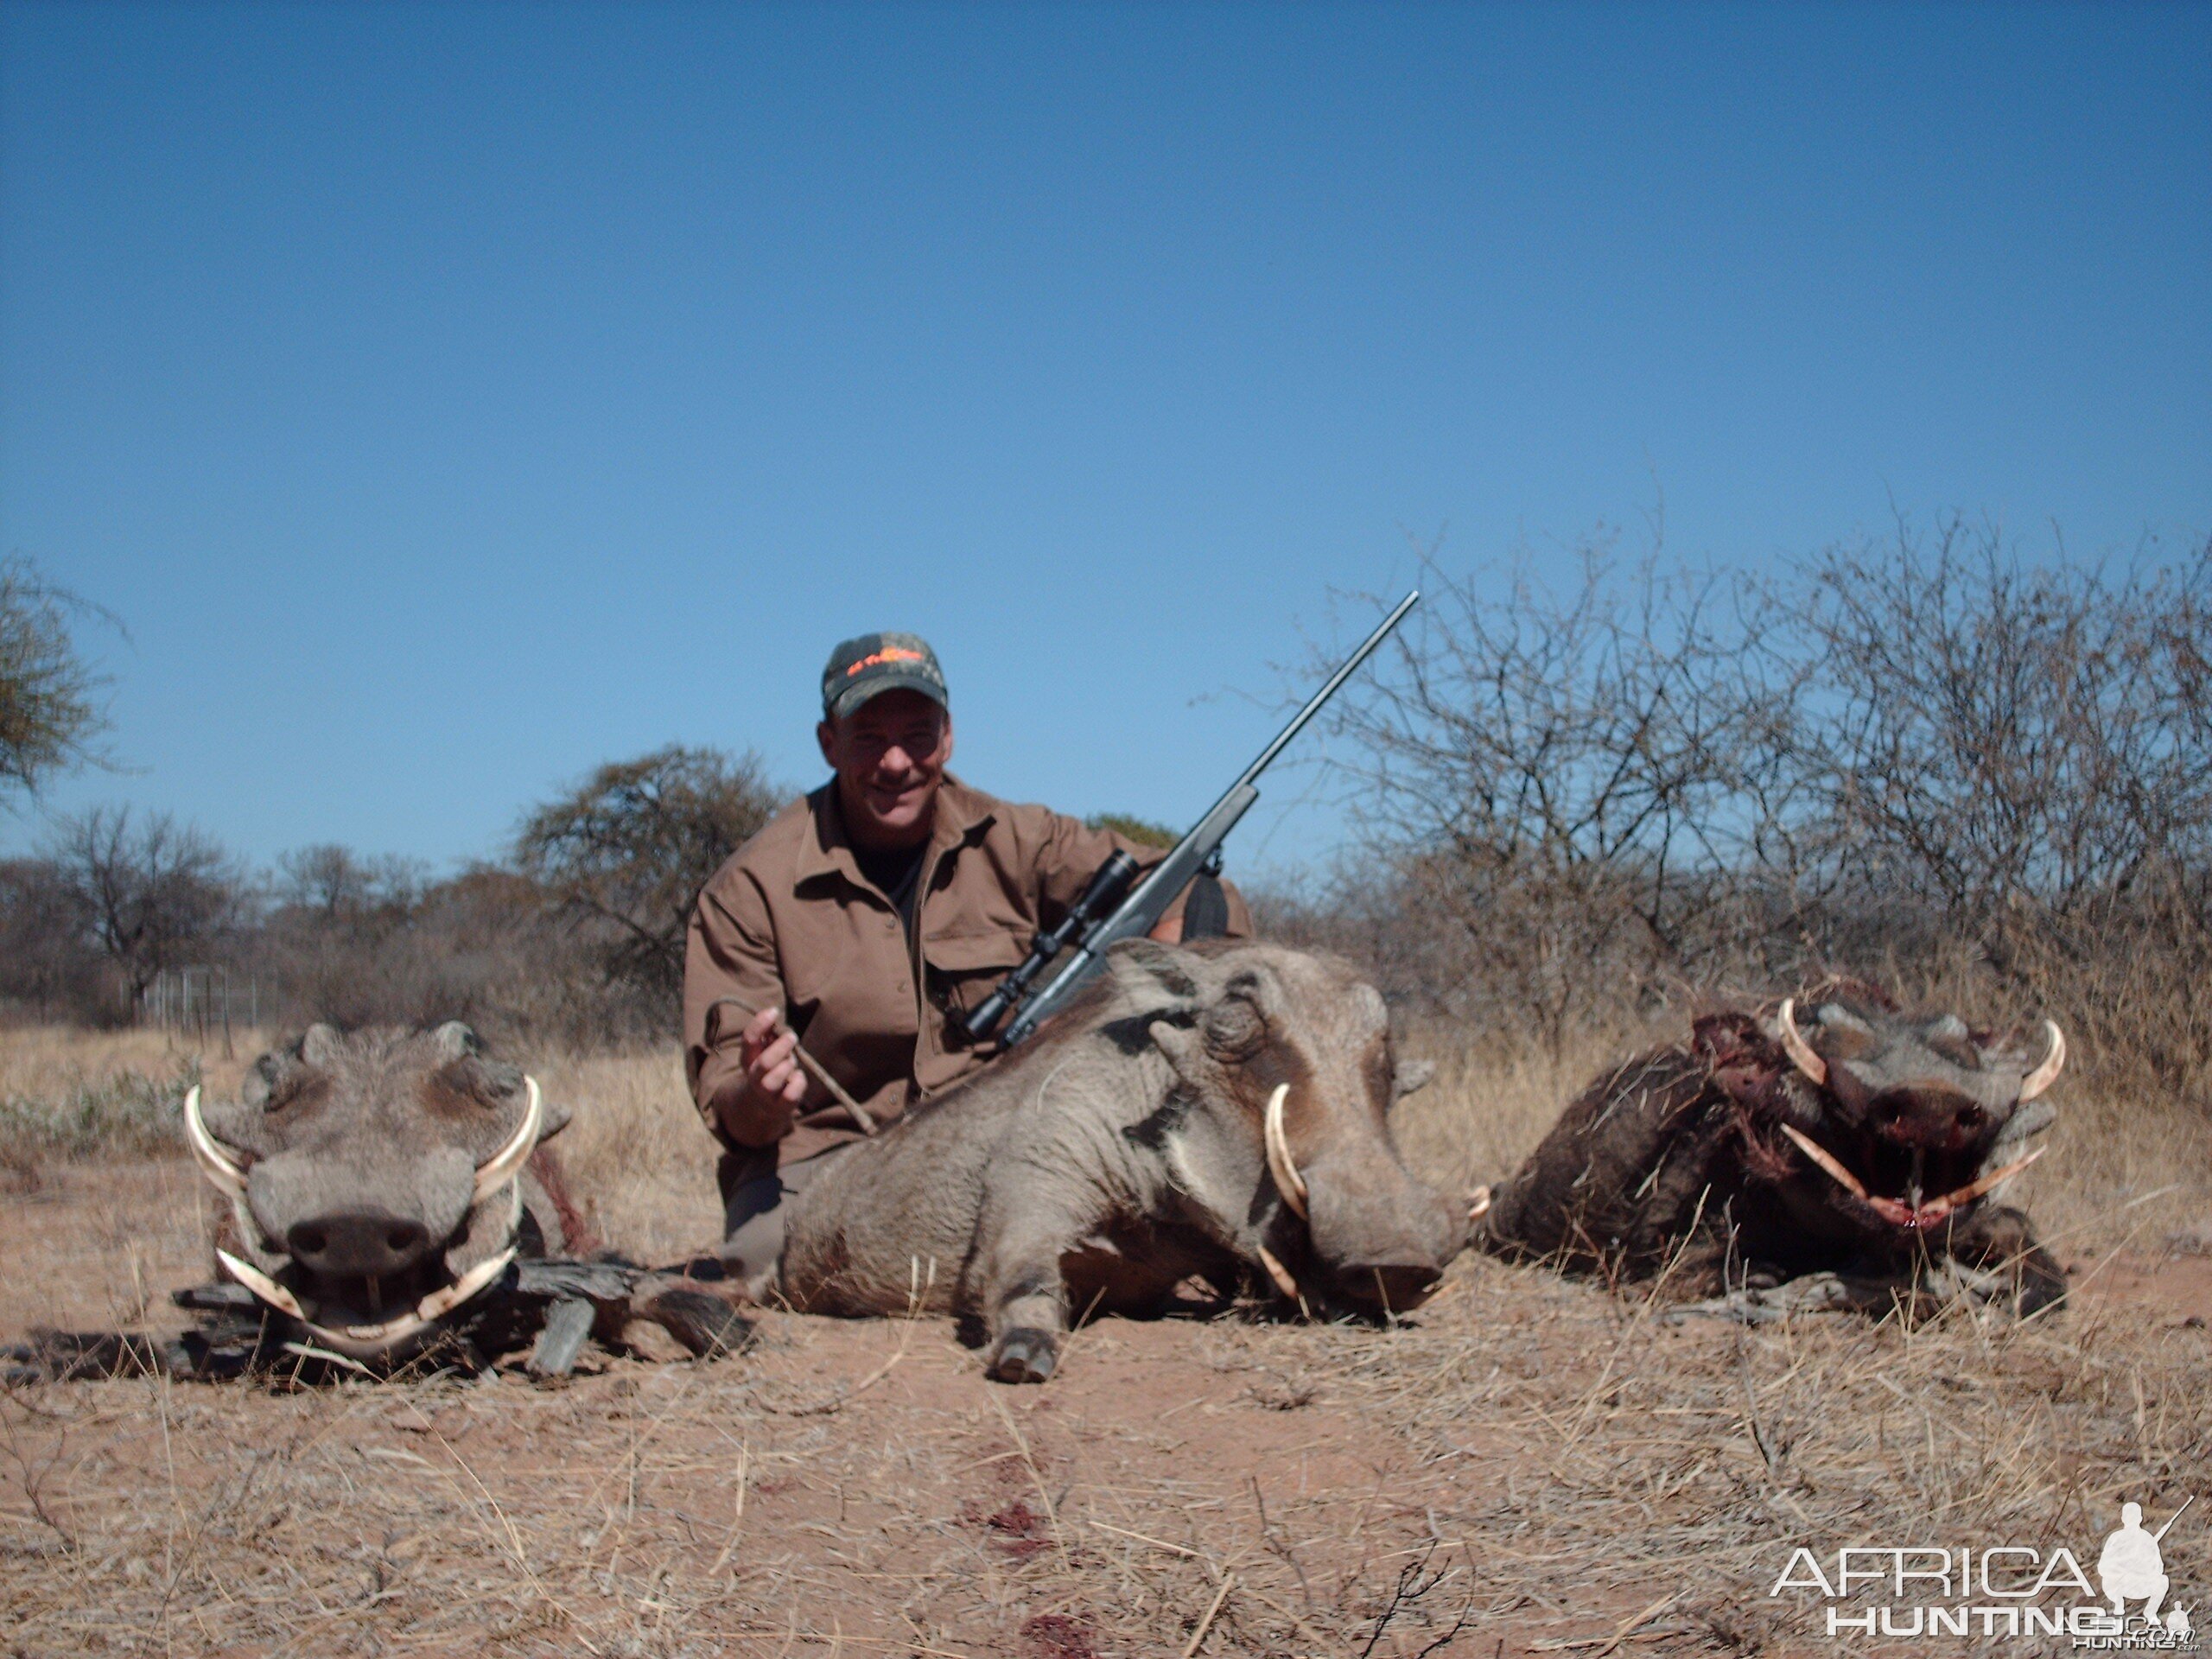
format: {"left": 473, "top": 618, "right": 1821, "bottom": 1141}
{"left": 1201, "top": 992, "right": 1267, "bottom": 1059}
{"left": 1809, "top": 1001, "right": 1877, "bottom": 1058}
{"left": 1393, "top": 1058, "right": 1437, "bottom": 1100}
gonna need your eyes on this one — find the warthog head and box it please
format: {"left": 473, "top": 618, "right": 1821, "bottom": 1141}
{"left": 1122, "top": 941, "right": 1465, "bottom": 1316}
{"left": 1751, "top": 983, "right": 2064, "bottom": 1236}
{"left": 183, "top": 1023, "right": 565, "bottom": 1359}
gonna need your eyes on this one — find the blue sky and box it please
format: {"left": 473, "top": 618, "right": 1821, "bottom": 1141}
{"left": 3, "top": 2, "right": 2207, "bottom": 880}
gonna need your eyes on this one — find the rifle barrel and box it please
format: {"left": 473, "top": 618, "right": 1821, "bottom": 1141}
{"left": 2152, "top": 1494, "right": 2194, "bottom": 1543}
{"left": 995, "top": 588, "right": 1418, "bottom": 1046}
{"left": 1239, "top": 589, "right": 1418, "bottom": 784}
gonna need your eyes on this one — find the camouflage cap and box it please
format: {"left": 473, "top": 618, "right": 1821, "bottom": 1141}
{"left": 820, "top": 632, "right": 950, "bottom": 721}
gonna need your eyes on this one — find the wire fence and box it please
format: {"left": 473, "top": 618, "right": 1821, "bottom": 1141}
{"left": 139, "top": 966, "right": 257, "bottom": 1054}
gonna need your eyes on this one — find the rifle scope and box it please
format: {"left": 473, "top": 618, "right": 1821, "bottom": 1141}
{"left": 960, "top": 849, "right": 1141, "bottom": 1044}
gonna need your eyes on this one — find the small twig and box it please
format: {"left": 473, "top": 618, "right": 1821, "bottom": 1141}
{"left": 1361, "top": 1539, "right": 1449, "bottom": 1656}
{"left": 1238, "top": 1582, "right": 1334, "bottom": 1654}
{"left": 708, "top": 995, "right": 877, "bottom": 1135}
{"left": 987, "top": 1390, "right": 1066, "bottom": 1564}
{"left": 706, "top": 1440, "right": 750, "bottom": 1577}
{"left": 766, "top": 1260, "right": 928, "bottom": 1416}
{"left": 1088, "top": 1517, "right": 1203, "bottom": 1558}
{"left": 1533, "top": 1590, "right": 1681, "bottom": 1654}
{"left": 0, "top": 1408, "right": 76, "bottom": 1552}
{"left": 763, "top": 1343, "right": 912, "bottom": 1418}
{"left": 1180, "top": 1570, "right": 1235, "bottom": 1658}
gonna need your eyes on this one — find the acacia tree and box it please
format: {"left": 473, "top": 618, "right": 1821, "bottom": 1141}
{"left": 1303, "top": 519, "right": 2212, "bottom": 1094}
{"left": 515, "top": 746, "right": 786, "bottom": 1006}
{"left": 0, "top": 857, "right": 108, "bottom": 1019}
{"left": 1310, "top": 540, "right": 1804, "bottom": 1051}
{"left": 1781, "top": 520, "right": 2212, "bottom": 1086}
{"left": 0, "top": 557, "right": 111, "bottom": 800}
{"left": 1785, "top": 523, "right": 2212, "bottom": 946}
{"left": 272, "top": 843, "right": 426, "bottom": 925}
{"left": 45, "top": 806, "right": 245, "bottom": 1009}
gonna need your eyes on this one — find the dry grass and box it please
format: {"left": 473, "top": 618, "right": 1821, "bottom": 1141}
{"left": 537, "top": 1045, "right": 725, "bottom": 1263}
{"left": 0, "top": 1025, "right": 274, "bottom": 1105}
{"left": 0, "top": 1027, "right": 276, "bottom": 1194}
{"left": 3, "top": 1022, "right": 2209, "bottom": 1656}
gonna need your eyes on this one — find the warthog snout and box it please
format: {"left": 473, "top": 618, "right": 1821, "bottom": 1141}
{"left": 1300, "top": 1142, "right": 1468, "bottom": 1314}
{"left": 1868, "top": 1088, "right": 1985, "bottom": 1151}
{"left": 285, "top": 1212, "right": 434, "bottom": 1279}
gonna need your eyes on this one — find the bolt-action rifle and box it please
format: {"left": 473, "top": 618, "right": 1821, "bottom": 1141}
{"left": 963, "top": 590, "right": 1420, "bottom": 1051}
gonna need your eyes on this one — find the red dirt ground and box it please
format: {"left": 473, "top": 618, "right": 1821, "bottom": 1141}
{"left": 3, "top": 1159, "right": 2208, "bottom": 1657}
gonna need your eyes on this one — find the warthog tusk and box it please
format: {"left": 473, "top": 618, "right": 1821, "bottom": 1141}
{"left": 216, "top": 1244, "right": 518, "bottom": 1353}
{"left": 1911, "top": 1146, "right": 2049, "bottom": 1224}
{"left": 325, "top": 1245, "right": 516, "bottom": 1347}
{"left": 1255, "top": 1244, "right": 1300, "bottom": 1300}
{"left": 184, "top": 1086, "right": 249, "bottom": 1199}
{"left": 1777, "top": 1122, "right": 1867, "bottom": 1199}
{"left": 1779, "top": 1124, "right": 2049, "bottom": 1230}
{"left": 1467, "top": 1185, "right": 1493, "bottom": 1222}
{"left": 412, "top": 1248, "right": 516, "bottom": 1325}
{"left": 1262, "top": 1083, "right": 1308, "bottom": 1219}
{"left": 472, "top": 1076, "right": 543, "bottom": 1205}
{"left": 2018, "top": 1021, "right": 2066, "bottom": 1101}
{"left": 330, "top": 1315, "right": 435, "bottom": 1351}
{"left": 1775, "top": 998, "right": 1827, "bottom": 1087}
{"left": 216, "top": 1248, "right": 307, "bottom": 1321}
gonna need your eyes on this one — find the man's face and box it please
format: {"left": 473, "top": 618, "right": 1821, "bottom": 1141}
{"left": 817, "top": 689, "right": 953, "bottom": 849}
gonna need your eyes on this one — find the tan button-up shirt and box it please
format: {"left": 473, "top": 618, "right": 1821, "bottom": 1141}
{"left": 683, "top": 774, "right": 1249, "bottom": 1167}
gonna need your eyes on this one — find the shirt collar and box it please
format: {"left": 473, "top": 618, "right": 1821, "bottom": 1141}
{"left": 796, "top": 772, "right": 996, "bottom": 890}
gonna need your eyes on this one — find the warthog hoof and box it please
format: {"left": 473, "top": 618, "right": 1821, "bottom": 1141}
{"left": 987, "top": 1326, "right": 1058, "bottom": 1385}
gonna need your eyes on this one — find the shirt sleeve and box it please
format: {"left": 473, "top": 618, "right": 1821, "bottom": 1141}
{"left": 1027, "top": 810, "right": 1252, "bottom": 938}
{"left": 683, "top": 872, "right": 796, "bottom": 1147}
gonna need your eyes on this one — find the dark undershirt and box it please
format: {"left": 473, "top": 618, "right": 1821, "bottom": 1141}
{"left": 851, "top": 840, "right": 927, "bottom": 932}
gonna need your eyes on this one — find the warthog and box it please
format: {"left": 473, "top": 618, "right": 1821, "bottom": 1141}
{"left": 1476, "top": 981, "right": 2068, "bottom": 1319}
{"left": 11, "top": 1023, "right": 747, "bottom": 1381}
{"left": 775, "top": 938, "right": 1468, "bottom": 1382}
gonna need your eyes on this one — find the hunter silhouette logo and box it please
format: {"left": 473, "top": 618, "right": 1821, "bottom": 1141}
{"left": 1768, "top": 1495, "right": 2196, "bottom": 1647}
{"left": 2101, "top": 1499, "right": 2194, "bottom": 1634}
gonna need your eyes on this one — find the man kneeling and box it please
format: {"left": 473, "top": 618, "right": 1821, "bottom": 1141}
{"left": 683, "top": 632, "right": 1248, "bottom": 1292}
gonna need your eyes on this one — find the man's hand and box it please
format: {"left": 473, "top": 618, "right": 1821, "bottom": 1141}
{"left": 716, "top": 1004, "right": 810, "bottom": 1142}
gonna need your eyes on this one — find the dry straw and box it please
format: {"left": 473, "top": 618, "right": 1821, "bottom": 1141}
{"left": 1, "top": 1023, "right": 2206, "bottom": 1655}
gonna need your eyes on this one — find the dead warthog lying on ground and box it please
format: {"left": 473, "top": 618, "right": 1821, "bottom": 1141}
{"left": 1476, "top": 981, "right": 2068, "bottom": 1320}
{"left": 777, "top": 938, "right": 1468, "bottom": 1382}
{"left": 10, "top": 1024, "right": 747, "bottom": 1381}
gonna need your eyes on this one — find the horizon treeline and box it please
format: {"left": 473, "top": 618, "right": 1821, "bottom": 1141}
{"left": 0, "top": 745, "right": 787, "bottom": 1045}
{"left": 1267, "top": 517, "right": 2212, "bottom": 1106}
{"left": 5, "top": 518, "right": 2209, "bottom": 1109}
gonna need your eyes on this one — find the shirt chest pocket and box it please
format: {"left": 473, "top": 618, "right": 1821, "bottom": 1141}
{"left": 920, "top": 929, "right": 1030, "bottom": 1036}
